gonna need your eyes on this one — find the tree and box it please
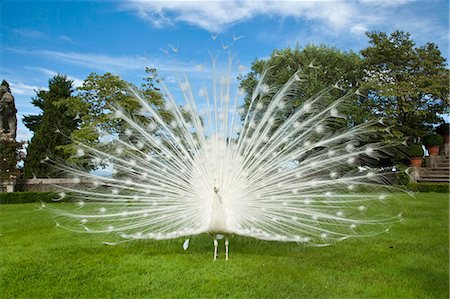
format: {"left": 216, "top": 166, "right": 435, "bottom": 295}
{"left": 58, "top": 68, "right": 177, "bottom": 172}
{"left": 23, "top": 75, "right": 79, "bottom": 178}
{"left": 66, "top": 68, "right": 165, "bottom": 138}
{"left": 239, "top": 45, "right": 366, "bottom": 127}
{"left": 361, "top": 30, "right": 449, "bottom": 142}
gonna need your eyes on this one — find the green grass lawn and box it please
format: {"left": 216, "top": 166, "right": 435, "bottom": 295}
{"left": 0, "top": 193, "right": 448, "bottom": 298}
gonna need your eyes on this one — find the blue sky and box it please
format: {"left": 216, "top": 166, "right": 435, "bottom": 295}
{"left": 1, "top": 0, "right": 449, "bottom": 141}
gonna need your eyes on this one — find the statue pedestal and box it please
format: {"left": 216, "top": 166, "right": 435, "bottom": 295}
{"left": 409, "top": 167, "right": 421, "bottom": 183}
{"left": 2, "top": 178, "right": 17, "bottom": 193}
{"left": 6, "top": 182, "right": 15, "bottom": 192}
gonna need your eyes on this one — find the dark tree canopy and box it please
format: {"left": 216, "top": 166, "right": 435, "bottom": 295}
{"left": 0, "top": 140, "right": 24, "bottom": 181}
{"left": 22, "top": 97, "right": 44, "bottom": 133}
{"left": 23, "top": 75, "right": 79, "bottom": 178}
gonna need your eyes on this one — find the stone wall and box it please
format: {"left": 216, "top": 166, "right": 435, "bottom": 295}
{"left": 15, "top": 178, "right": 92, "bottom": 192}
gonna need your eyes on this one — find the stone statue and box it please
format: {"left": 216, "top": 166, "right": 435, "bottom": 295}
{"left": 0, "top": 80, "right": 17, "bottom": 141}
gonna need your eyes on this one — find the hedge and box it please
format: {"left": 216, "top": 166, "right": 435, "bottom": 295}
{"left": 407, "top": 182, "right": 449, "bottom": 193}
{"left": 1, "top": 184, "right": 448, "bottom": 204}
{"left": 0, "top": 192, "right": 59, "bottom": 204}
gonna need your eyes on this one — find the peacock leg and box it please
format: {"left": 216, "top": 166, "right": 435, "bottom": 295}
{"left": 225, "top": 238, "right": 229, "bottom": 260}
{"left": 213, "top": 239, "right": 218, "bottom": 260}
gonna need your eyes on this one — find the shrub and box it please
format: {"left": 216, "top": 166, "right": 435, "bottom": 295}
{"left": 407, "top": 182, "right": 449, "bottom": 193}
{"left": 0, "top": 140, "right": 24, "bottom": 181}
{"left": 0, "top": 192, "right": 60, "bottom": 204}
{"left": 408, "top": 144, "right": 424, "bottom": 157}
{"left": 423, "top": 133, "right": 443, "bottom": 146}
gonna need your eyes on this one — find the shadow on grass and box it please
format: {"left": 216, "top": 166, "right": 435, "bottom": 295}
{"left": 86, "top": 234, "right": 315, "bottom": 259}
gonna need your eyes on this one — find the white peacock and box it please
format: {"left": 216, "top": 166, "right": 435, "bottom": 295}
{"left": 47, "top": 53, "right": 404, "bottom": 260}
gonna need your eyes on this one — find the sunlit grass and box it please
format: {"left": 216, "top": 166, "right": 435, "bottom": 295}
{"left": 0, "top": 193, "right": 448, "bottom": 298}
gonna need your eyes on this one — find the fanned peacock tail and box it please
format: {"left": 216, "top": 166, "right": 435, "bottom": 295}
{"left": 45, "top": 56, "right": 407, "bottom": 247}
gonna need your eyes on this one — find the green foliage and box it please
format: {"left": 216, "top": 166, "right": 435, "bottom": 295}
{"left": 423, "top": 133, "right": 444, "bottom": 146}
{"left": 69, "top": 68, "right": 165, "bottom": 135}
{"left": 0, "top": 140, "right": 24, "bottom": 181}
{"left": 22, "top": 94, "right": 45, "bottom": 133}
{"left": 0, "top": 191, "right": 58, "bottom": 204}
{"left": 238, "top": 32, "right": 448, "bottom": 167}
{"left": 408, "top": 143, "right": 424, "bottom": 157}
{"left": 239, "top": 45, "right": 366, "bottom": 125}
{"left": 58, "top": 69, "right": 168, "bottom": 165}
{"left": 72, "top": 73, "right": 139, "bottom": 135}
{"left": 361, "top": 30, "right": 449, "bottom": 142}
{"left": 23, "top": 75, "right": 79, "bottom": 178}
{"left": 407, "top": 182, "right": 449, "bottom": 193}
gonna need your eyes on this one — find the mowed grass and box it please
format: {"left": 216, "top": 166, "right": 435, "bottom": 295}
{"left": 0, "top": 193, "right": 448, "bottom": 299}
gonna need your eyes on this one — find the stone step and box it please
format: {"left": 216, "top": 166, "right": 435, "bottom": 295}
{"left": 423, "top": 169, "right": 449, "bottom": 172}
{"left": 420, "top": 172, "right": 449, "bottom": 176}
{"left": 427, "top": 170, "right": 449, "bottom": 173}
{"left": 424, "top": 173, "right": 450, "bottom": 178}
{"left": 426, "top": 177, "right": 450, "bottom": 180}
{"left": 429, "top": 167, "right": 450, "bottom": 171}
{"left": 424, "top": 169, "right": 449, "bottom": 172}
{"left": 436, "top": 164, "right": 450, "bottom": 168}
{"left": 415, "top": 157, "right": 450, "bottom": 183}
{"left": 421, "top": 175, "right": 450, "bottom": 180}
{"left": 427, "top": 172, "right": 450, "bottom": 177}
{"left": 417, "top": 178, "right": 450, "bottom": 183}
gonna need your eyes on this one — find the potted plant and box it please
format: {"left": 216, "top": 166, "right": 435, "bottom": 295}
{"left": 423, "top": 133, "right": 443, "bottom": 156}
{"left": 409, "top": 143, "right": 424, "bottom": 167}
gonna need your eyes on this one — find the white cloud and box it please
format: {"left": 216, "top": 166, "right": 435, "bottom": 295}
{"left": 9, "top": 82, "right": 42, "bottom": 96}
{"left": 71, "top": 77, "right": 84, "bottom": 88}
{"left": 121, "top": 1, "right": 362, "bottom": 32}
{"left": 58, "top": 35, "right": 76, "bottom": 44}
{"left": 13, "top": 28, "right": 76, "bottom": 44}
{"left": 350, "top": 24, "right": 369, "bottom": 35}
{"left": 359, "top": 0, "right": 415, "bottom": 6}
{"left": 9, "top": 47, "right": 207, "bottom": 75}
{"left": 24, "top": 66, "right": 84, "bottom": 87}
{"left": 38, "top": 50, "right": 149, "bottom": 71}
{"left": 13, "top": 28, "right": 48, "bottom": 39}
{"left": 120, "top": 0, "right": 447, "bottom": 49}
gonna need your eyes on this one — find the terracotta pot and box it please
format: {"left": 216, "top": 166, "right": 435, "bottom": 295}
{"left": 427, "top": 145, "right": 440, "bottom": 156}
{"left": 410, "top": 157, "right": 423, "bottom": 167}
